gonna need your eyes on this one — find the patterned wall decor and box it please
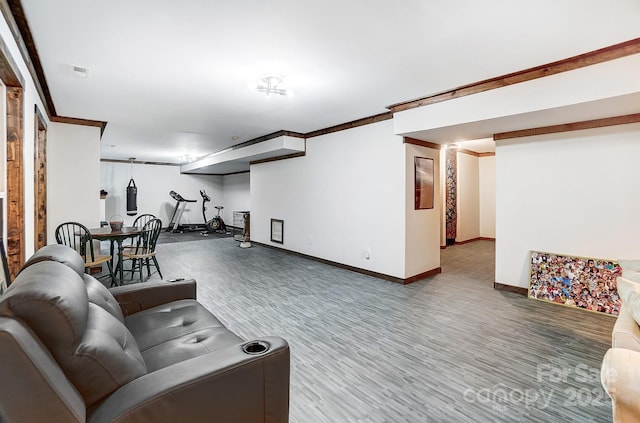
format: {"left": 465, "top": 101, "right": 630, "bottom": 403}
{"left": 445, "top": 148, "right": 457, "bottom": 245}
{"left": 529, "top": 251, "right": 622, "bottom": 316}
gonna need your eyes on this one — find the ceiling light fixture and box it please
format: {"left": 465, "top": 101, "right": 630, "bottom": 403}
{"left": 255, "top": 75, "right": 292, "bottom": 97}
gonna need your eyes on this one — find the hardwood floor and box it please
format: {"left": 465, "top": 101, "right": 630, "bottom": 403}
{"left": 150, "top": 238, "right": 614, "bottom": 422}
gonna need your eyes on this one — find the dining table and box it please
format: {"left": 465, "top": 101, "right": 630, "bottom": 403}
{"left": 89, "top": 226, "right": 141, "bottom": 286}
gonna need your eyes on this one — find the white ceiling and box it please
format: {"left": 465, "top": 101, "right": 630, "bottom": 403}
{"left": 20, "top": 0, "right": 640, "bottom": 164}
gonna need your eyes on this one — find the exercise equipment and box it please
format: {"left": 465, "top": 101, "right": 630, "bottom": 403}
{"left": 200, "top": 190, "right": 227, "bottom": 234}
{"left": 166, "top": 191, "right": 203, "bottom": 233}
{"left": 126, "top": 158, "right": 138, "bottom": 216}
{"left": 166, "top": 190, "right": 227, "bottom": 234}
{"left": 126, "top": 179, "right": 137, "bottom": 216}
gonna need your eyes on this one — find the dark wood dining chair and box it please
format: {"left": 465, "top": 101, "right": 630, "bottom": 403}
{"left": 124, "top": 213, "right": 157, "bottom": 248}
{"left": 132, "top": 213, "right": 156, "bottom": 228}
{"left": 123, "top": 218, "right": 163, "bottom": 282}
{"left": 54, "top": 222, "right": 115, "bottom": 285}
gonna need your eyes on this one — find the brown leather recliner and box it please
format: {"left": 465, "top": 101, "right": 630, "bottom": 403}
{"left": 0, "top": 244, "right": 289, "bottom": 423}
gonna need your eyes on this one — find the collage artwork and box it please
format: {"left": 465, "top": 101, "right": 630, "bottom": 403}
{"left": 529, "top": 251, "right": 622, "bottom": 316}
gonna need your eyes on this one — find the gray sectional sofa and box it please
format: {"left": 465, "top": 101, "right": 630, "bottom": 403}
{"left": 0, "top": 244, "right": 289, "bottom": 422}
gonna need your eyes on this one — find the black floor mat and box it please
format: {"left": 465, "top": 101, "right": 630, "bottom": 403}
{"left": 156, "top": 228, "right": 233, "bottom": 244}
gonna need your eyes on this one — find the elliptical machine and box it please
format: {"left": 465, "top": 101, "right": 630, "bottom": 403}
{"left": 200, "top": 190, "right": 227, "bottom": 234}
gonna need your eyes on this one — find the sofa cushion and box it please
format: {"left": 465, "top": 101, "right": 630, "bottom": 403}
{"left": 125, "top": 299, "right": 243, "bottom": 371}
{"left": 141, "top": 327, "right": 244, "bottom": 372}
{"left": 618, "top": 259, "right": 640, "bottom": 274}
{"left": 617, "top": 259, "right": 640, "bottom": 287}
{"left": 83, "top": 274, "right": 124, "bottom": 322}
{"left": 19, "top": 244, "right": 124, "bottom": 323}
{"left": 20, "top": 244, "right": 85, "bottom": 277}
{"left": 0, "top": 262, "right": 89, "bottom": 348}
{"left": 0, "top": 261, "right": 146, "bottom": 405}
{"left": 79, "top": 304, "right": 147, "bottom": 403}
{"left": 125, "top": 299, "right": 230, "bottom": 351}
{"left": 616, "top": 277, "right": 640, "bottom": 325}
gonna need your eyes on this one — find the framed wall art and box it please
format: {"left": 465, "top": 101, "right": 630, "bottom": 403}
{"left": 414, "top": 157, "right": 434, "bottom": 210}
{"left": 270, "top": 219, "right": 284, "bottom": 244}
{"left": 528, "top": 250, "right": 622, "bottom": 316}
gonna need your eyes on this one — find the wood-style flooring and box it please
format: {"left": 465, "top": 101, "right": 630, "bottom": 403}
{"left": 145, "top": 238, "right": 614, "bottom": 422}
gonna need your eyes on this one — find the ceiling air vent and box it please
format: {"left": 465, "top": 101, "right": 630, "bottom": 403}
{"left": 70, "top": 64, "right": 89, "bottom": 78}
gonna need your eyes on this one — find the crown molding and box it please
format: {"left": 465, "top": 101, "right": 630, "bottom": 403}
{"left": 388, "top": 38, "right": 640, "bottom": 113}
{"left": 403, "top": 137, "right": 441, "bottom": 150}
{"left": 494, "top": 113, "right": 640, "bottom": 141}
{"left": 305, "top": 112, "right": 393, "bottom": 139}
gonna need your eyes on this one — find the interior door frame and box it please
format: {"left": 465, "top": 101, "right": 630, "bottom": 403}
{"left": 0, "top": 34, "right": 25, "bottom": 280}
{"left": 34, "top": 105, "right": 46, "bottom": 250}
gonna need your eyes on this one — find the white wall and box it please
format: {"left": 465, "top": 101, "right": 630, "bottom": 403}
{"left": 251, "top": 120, "right": 408, "bottom": 278}
{"left": 496, "top": 122, "right": 640, "bottom": 288}
{"left": 479, "top": 155, "right": 496, "bottom": 238}
{"left": 405, "top": 144, "right": 441, "bottom": 277}
{"left": 100, "top": 162, "right": 223, "bottom": 228}
{"left": 48, "top": 123, "right": 102, "bottom": 243}
{"left": 222, "top": 172, "right": 250, "bottom": 226}
{"left": 456, "top": 152, "right": 480, "bottom": 242}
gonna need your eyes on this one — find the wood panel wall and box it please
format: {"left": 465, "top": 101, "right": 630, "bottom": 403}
{"left": 6, "top": 86, "right": 23, "bottom": 279}
{"left": 34, "top": 106, "right": 46, "bottom": 250}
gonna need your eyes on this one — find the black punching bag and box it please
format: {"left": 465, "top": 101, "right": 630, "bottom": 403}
{"left": 126, "top": 178, "right": 137, "bottom": 216}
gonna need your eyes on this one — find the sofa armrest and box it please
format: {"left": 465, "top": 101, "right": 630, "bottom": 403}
{"left": 88, "top": 336, "right": 290, "bottom": 423}
{"left": 0, "top": 317, "right": 85, "bottom": 423}
{"left": 612, "top": 305, "right": 640, "bottom": 351}
{"left": 601, "top": 348, "right": 640, "bottom": 422}
{"left": 109, "top": 279, "right": 197, "bottom": 316}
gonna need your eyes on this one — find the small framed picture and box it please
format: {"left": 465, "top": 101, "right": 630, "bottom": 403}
{"left": 270, "top": 219, "right": 284, "bottom": 244}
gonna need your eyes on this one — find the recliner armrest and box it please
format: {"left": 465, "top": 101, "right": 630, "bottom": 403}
{"left": 0, "top": 318, "right": 85, "bottom": 423}
{"left": 109, "top": 279, "right": 197, "bottom": 316}
{"left": 601, "top": 347, "right": 640, "bottom": 422}
{"left": 87, "top": 336, "right": 290, "bottom": 423}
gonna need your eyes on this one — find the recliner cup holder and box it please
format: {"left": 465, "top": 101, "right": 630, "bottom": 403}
{"left": 242, "top": 340, "right": 270, "bottom": 355}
